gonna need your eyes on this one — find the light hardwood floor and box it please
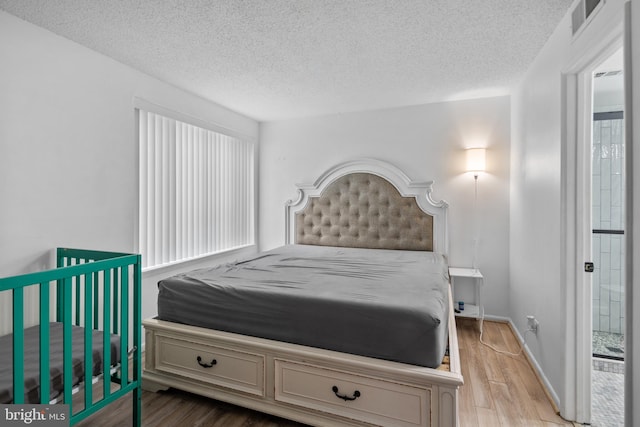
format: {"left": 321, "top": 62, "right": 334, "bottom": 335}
{"left": 456, "top": 318, "right": 576, "bottom": 427}
{"left": 75, "top": 319, "right": 577, "bottom": 426}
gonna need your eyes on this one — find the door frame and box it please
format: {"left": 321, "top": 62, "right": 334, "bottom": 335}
{"left": 562, "top": 12, "right": 625, "bottom": 424}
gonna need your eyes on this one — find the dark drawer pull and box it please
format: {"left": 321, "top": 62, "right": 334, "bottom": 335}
{"left": 196, "top": 355, "right": 217, "bottom": 368}
{"left": 332, "top": 385, "right": 361, "bottom": 401}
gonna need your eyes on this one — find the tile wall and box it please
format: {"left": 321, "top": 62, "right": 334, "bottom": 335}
{"left": 592, "top": 116, "right": 625, "bottom": 335}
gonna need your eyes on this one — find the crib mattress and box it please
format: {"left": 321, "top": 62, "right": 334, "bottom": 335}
{"left": 0, "top": 322, "right": 121, "bottom": 404}
{"left": 157, "top": 244, "right": 450, "bottom": 368}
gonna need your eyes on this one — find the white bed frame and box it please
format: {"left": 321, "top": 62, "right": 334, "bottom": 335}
{"left": 143, "top": 158, "right": 462, "bottom": 427}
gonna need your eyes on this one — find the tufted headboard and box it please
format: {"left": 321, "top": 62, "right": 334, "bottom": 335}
{"left": 285, "top": 159, "right": 448, "bottom": 254}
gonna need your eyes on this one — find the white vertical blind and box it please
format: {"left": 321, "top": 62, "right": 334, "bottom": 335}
{"left": 139, "top": 110, "right": 255, "bottom": 269}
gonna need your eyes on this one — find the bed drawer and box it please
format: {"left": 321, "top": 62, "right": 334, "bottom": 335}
{"left": 274, "top": 360, "right": 430, "bottom": 427}
{"left": 155, "top": 335, "right": 264, "bottom": 396}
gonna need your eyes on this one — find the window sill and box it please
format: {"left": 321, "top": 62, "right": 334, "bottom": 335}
{"left": 141, "top": 244, "right": 257, "bottom": 276}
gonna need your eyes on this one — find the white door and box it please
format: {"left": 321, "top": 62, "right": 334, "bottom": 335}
{"left": 590, "top": 49, "right": 626, "bottom": 427}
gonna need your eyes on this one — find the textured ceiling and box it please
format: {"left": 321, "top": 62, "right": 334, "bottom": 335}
{"left": 0, "top": 0, "right": 573, "bottom": 121}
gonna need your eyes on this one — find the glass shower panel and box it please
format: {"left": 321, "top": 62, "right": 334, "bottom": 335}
{"left": 592, "top": 113, "right": 625, "bottom": 359}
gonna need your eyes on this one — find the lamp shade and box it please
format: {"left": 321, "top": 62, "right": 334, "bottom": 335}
{"left": 466, "top": 148, "right": 486, "bottom": 173}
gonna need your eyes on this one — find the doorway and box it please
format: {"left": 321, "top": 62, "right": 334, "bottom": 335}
{"left": 590, "top": 48, "right": 625, "bottom": 427}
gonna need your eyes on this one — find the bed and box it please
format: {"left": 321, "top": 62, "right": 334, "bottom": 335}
{"left": 0, "top": 248, "right": 142, "bottom": 426}
{"left": 143, "top": 158, "right": 463, "bottom": 427}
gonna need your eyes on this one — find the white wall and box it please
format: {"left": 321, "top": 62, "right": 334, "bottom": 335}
{"left": 0, "top": 11, "right": 259, "bottom": 323}
{"left": 260, "top": 97, "right": 511, "bottom": 317}
{"left": 510, "top": 0, "right": 629, "bottom": 418}
{"left": 509, "top": 10, "right": 569, "bottom": 410}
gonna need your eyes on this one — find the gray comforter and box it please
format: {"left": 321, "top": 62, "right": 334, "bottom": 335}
{"left": 158, "top": 244, "right": 450, "bottom": 368}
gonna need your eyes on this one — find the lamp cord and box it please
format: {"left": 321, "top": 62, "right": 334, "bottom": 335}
{"left": 479, "top": 315, "right": 533, "bottom": 357}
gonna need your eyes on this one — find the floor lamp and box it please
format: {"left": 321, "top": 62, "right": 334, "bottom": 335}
{"left": 466, "top": 148, "right": 486, "bottom": 271}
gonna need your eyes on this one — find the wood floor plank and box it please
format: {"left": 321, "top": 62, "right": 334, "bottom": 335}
{"left": 489, "top": 380, "right": 529, "bottom": 427}
{"left": 497, "top": 321, "right": 524, "bottom": 354}
{"left": 497, "top": 324, "right": 573, "bottom": 426}
{"left": 460, "top": 321, "right": 495, "bottom": 410}
{"left": 476, "top": 406, "right": 501, "bottom": 427}
{"left": 459, "top": 319, "right": 576, "bottom": 427}
{"left": 500, "top": 355, "right": 547, "bottom": 426}
{"left": 478, "top": 321, "right": 507, "bottom": 383}
{"left": 458, "top": 347, "right": 480, "bottom": 427}
{"left": 510, "top": 355, "right": 565, "bottom": 423}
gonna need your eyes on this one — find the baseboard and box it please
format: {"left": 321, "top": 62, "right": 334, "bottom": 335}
{"left": 483, "top": 314, "right": 510, "bottom": 323}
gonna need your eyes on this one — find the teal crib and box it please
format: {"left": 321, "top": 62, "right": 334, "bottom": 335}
{"left": 0, "top": 248, "right": 142, "bottom": 426}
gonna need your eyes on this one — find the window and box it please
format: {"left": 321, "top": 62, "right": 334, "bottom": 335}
{"left": 138, "top": 109, "right": 255, "bottom": 269}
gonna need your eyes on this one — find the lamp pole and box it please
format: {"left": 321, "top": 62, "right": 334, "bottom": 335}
{"left": 473, "top": 172, "right": 479, "bottom": 271}
{"left": 465, "top": 147, "right": 485, "bottom": 271}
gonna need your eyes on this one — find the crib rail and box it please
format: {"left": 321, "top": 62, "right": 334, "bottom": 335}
{"left": 0, "top": 248, "right": 142, "bottom": 426}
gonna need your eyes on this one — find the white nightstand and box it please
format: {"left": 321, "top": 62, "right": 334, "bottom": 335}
{"left": 448, "top": 267, "right": 484, "bottom": 319}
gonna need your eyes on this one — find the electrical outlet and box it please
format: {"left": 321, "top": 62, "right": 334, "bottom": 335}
{"left": 526, "top": 315, "right": 539, "bottom": 333}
